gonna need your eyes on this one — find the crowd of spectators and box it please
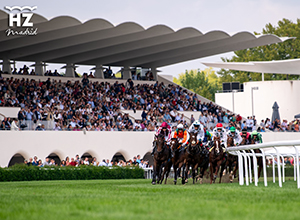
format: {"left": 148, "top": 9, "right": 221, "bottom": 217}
{"left": 1, "top": 69, "right": 300, "bottom": 132}
{"left": 23, "top": 154, "right": 151, "bottom": 169}
{"left": 0, "top": 72, "right": 239, "bottom": 132}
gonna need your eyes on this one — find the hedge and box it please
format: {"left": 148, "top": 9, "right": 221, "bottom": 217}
{"left": 0, "top": 164, "right": 145, "bottom": 182}
{"left": 266, "top": 166, "right": 295, "bottom": 177}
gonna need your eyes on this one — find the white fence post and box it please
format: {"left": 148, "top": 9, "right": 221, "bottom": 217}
{"left": 237, "top": 151, "right": 244, "bottom": 185}
{"left": 251, "top": 149, "right": 258, "bottom": 186}
{"left": 261, "top": 149, "right": 267, "bottom": 187}
{"left": 293, "top": 146, "right": 300, "bottom": 189}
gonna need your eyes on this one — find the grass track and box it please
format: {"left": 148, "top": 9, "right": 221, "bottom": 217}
{"left": 0, "top": 178, "right": 299, "bottom": 220}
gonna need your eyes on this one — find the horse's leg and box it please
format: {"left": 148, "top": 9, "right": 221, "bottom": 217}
{"left": 232, "top": 158, "right": 238, "bottom": 180}
{"left": 173, "top": 164, "right": 178, "bottom": 185}
{"left": 164, "top": 163, "right": 171, "bottom": 184}
{"left": 152, "top": 160, "right": 157, "bottom": 184}
{"left": 219, "top": 161, "right": 225, "bottom": 184}
{"left": 192, "top": 163, "right": 198, "bottom": 184}
{"left": 257, "top": 157, "right": 263, "bottom": 179}
{"left": 157, "top": 162, "right": 162, "bottom": 184}
{"left": 179, "top": 163, "right": 186, "bottom": 185}
{"left": 209, "top": 162, "right": 214, "bottom": 184}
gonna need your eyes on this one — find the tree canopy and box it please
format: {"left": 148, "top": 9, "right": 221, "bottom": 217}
{"left": 173, "top": 68, "right": 221, "bottom": 101}
{"left": 218, "top": 18, "right": 300, "bottom": 83}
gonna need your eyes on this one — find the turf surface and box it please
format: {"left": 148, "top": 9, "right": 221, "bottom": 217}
{"left": 0, "top": 178, "right": 299, "bottom": 220}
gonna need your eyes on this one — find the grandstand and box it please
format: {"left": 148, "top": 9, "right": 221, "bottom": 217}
{"left": 0, "top": 9, "right": 296, "bottom": 168}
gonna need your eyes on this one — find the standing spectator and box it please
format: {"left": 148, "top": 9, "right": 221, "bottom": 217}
{"left": 10, "top": 118, "right": 19, "bottom": 131}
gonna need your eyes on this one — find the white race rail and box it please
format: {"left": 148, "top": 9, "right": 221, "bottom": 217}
{"left": 227, "top": 140, "right": 300, "bottom": 188}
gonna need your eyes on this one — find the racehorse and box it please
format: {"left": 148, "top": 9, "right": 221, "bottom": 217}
{"left": 209, "top": 136, "right": 225, "bottom": 184}
{"left": 223, "top": 135, "right": 238, "bottom": 183}
{"left": 169, "top": 138, "right": 187, "bottom": 185}
{"left": 152, "top": 134, "right": 170, "bottom": 185}
{"left": 185, "top": 132, "right": 209, "bottom": 184}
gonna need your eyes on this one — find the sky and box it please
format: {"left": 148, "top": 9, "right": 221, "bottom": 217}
{"left": 2, "top": 0, "right": 300, "bottom": 78}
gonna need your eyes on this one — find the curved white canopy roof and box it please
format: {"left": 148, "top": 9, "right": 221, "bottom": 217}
{"left": 203, "top": 58, "right": 300, "bottom": 75}
{"left": 0, "top": 10, "right": 293, "bottom": 68}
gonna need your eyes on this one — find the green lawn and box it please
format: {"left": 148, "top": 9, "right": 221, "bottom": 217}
{"left": 0, "top": 178, "right": 299, "bottom": 220}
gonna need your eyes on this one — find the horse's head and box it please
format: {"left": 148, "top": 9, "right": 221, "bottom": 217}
{"left": 156, "top": 134, "right": 165, "bottom": 150}
{"left": 213, "top": 136, "right": 221, "bottom": 154}
{"left": 170, "top": 138, "right": 179, "bottom": 151}
{"left": 227, "top": 135, "right": 234, "bottom": 147}
{"left": 189, "top": 132, "right": 198, "bottom": 149}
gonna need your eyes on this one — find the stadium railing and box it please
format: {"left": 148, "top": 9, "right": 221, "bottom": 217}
{"left": 227, "top": 140, "right": 300, "bottom": 188}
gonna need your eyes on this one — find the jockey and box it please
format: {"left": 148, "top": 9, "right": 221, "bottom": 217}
{"left": 251, "top": 130, "right": 263, "bottom": 144}
{"left": 227, "top": 126, "right": 242, "bottom": 146}
{"left": 155, "top": 122, "right": 172, "bottom": 144}
{"left": 240, "top": 128, "right": 251, "bottom": 145}
{"left": 172, "top": 124, "right": 190, "bottom": 148}
{"left": 203, "top": 128, "right": 212, "bottom": 145}
{"left": 151, "top": 122, "right": 172, "bottom": 156}
{"left": 188, "top": 120, "right": 204, "bottom": 143}
{"left": 212, "top": 123, "right": 227, "bottom": 150}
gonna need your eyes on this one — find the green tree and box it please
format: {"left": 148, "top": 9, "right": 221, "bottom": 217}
{"left": 173, "top": 68, "right": 221, "bottom": 101}
{"left": 218, "top": 18, "right": 300, "bottom": 83}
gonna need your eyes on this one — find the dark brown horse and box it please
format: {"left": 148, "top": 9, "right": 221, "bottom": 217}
{"left": 152, "top": 134, "right": 170, "bottom": 185}
{"left": 209, "top": 136, "right": 225, "bottom": 184}
{"left": 224, "top": 135, "right": 238, "bottom": 183}
{"left": 169, "top": 138, "right": 187, "bottom": 185}
{"left": 185, "top": 132, "right": 209, "bottom": 184}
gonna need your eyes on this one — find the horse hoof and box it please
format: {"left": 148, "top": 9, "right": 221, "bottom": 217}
{"left": 151, "top": 181, "right": 156, "bottom": 185}
{"left": 230, "top": 180, "right": 233, "bottom": 183}
{"left": 200, "top": 178, "right": 203, "bottom": 184}
{"left": 185, "top": 179, "right": 188, "bottom": 183}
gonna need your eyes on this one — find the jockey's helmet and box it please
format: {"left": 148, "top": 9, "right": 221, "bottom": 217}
{"left": 252, "top": 130, "right": 258, "bottom": 136}
{"left": 216, "top": 123, "right": 223, "bottom": 131}
{"left": 161, "top": 122, "right": 168, "bottom": 129}
{"left": 177, "top": 124, "right": 184, "bottom": 130}
{"left": 230, "top": 127, "right": 236, "bottom": 133}
{"left": 194, "top": 120, "right": 200, "bottom": 129}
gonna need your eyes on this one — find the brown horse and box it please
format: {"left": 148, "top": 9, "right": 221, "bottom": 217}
{"left": 224, "top": 135, "right": 238, "bottom": 183}
{"left": 185, "top": 132, "right": 209, "bottom": 184}
{"left": 152, "top": 134, "right": 170, "bottom": 185}
{"left": 169, "top": 138, "right": 187, "bottom": 185}
{"left": 209, "top": 136, "right": 225, "bottom": 184}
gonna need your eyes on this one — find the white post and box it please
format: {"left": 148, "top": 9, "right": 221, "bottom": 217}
{"left": 251, "top": 149, "right": 258, "bottom": 186}
{"left": 270, "top": 155, "right": 275, "bottom": 183}
{"left": 280, "top": 155, "right": 285, "bottom": 183}
{"left": 237, "top": 151, "right": 244, "bottom": 185}
{"left": 274, "top": 147, "right": 282, "bottom": 187}
{"left": 242, "top": 151, "right": 249, "bottom": 186}
{"left": 293, "top": 146, "right": 300, "bottom": 189}
{"left": 261, "top": 150, "right": 268, "bottom": 187}
{"left": 262, "top": 72, "right": 264, "bottom": 81}
{"left": 247, "top": 154, "right": 252, "bottom": 184}
{"left": 292, "top": 156, "right": 296, "bottom": 181}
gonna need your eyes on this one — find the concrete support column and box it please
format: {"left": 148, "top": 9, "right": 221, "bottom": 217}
{"left": 123, "top": 66, "right": 132, "bottom": 79}
{"left": 93, "top": 64, "right": 104, "bottom": 79}
{"left": 151, "top": 67, "right": 158, "bottom": 81}
{"left": 62, "top": 63, "right": 76, "bottom": 77}
{"left": 1, "top": 58, "right": 12, "bottom": 74}
{"left": 32, "top": 61, "right": 45, "bottom": 76}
